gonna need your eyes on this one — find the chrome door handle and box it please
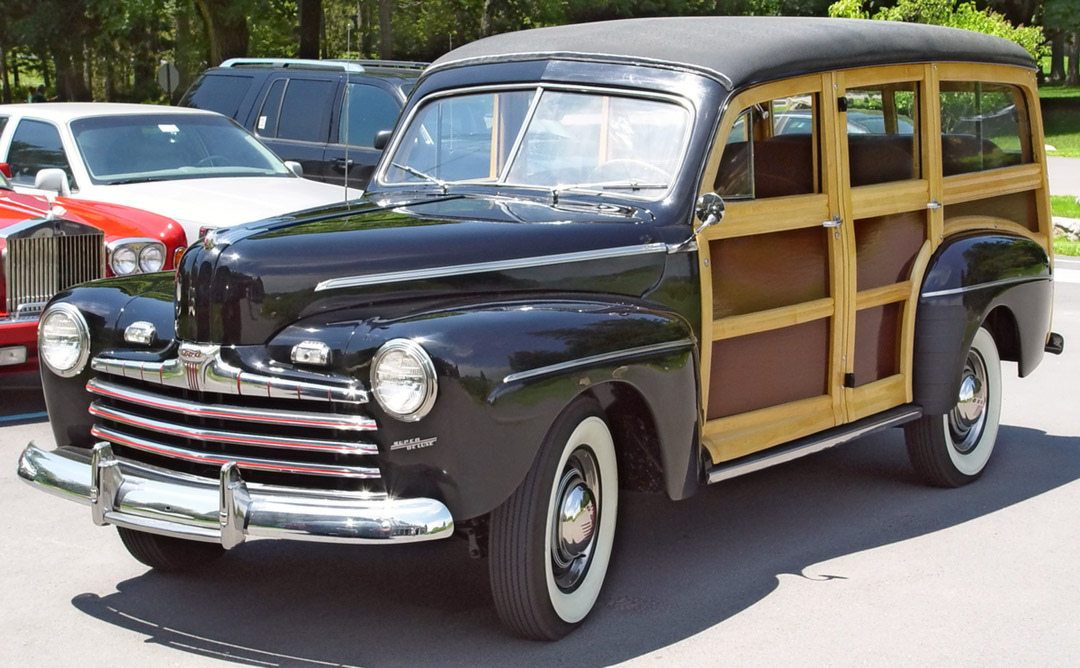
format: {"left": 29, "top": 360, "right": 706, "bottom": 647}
{"left": 822, "top": 214, "right": 842, "bottom": 228}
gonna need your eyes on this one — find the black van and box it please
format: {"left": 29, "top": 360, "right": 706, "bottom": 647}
{"left": 180, "top": 58, "right": 423, "bottom": 188}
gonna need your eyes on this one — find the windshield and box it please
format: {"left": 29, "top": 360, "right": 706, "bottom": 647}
{"left": 70, "top": 114, "right": 292, "bottom": 185}
{"left": 381, "top": 87, "right": 690, "bottom": 199}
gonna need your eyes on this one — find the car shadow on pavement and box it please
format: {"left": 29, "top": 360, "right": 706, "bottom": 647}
{"left": 71, "top": 424, "right": 1080, "bottom": 667}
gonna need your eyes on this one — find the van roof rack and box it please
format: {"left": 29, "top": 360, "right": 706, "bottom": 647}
{"left": 218, "top": 58, "right": 426, "bottom": 73}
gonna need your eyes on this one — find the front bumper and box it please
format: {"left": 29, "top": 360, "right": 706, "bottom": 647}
{"left": 17, "top": 442, "right": 454, "bottom": 547}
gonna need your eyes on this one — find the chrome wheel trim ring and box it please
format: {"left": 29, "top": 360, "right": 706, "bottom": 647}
{"left": 550, "top": 449, "right": 600, "bottom": 592}
{"left": 948, "top": 348, "right": 988, "bottom": 455}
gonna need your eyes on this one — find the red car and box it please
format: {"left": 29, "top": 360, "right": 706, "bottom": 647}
{"left": 1, "top": 170, "right": 186, "bottom": 373}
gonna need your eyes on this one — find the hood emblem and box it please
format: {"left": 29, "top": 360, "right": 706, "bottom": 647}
{"left": 177, "top": 342, "right": 221, "bottom": 392}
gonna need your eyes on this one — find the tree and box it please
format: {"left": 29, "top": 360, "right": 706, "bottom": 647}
{"left": 829, "top": 0, "right": 1048, "bottom": 61}
{"left": 1045, "top": 0, "right": 1080, "bottom": 86}
{"left": 299, "top": 0, "right": 322, "bottom": 60}
{"left": 193, "top": 0, "right": 251, "bottom": 65}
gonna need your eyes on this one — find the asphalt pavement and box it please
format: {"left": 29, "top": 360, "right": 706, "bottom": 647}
{"left": 1048, "top": 155, "right": 1080, "bottom": 197}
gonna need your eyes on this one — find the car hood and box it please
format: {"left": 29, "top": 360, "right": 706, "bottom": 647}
{"left": 176, "top": 193, "right": 670, "bottom": 345}
{"left": 79, "top": 176, "right": 357, "bottom": 243}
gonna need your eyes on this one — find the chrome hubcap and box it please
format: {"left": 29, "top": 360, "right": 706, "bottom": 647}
{"left": 551, "top": 448, "right": 600, "bottom": 592}
{"left": 949, "top": 349, "right": 988, "bottom": 454}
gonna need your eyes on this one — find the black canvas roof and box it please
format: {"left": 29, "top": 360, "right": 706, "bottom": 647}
{"left": 427, "top": 17, "right": 1034, "bottom": 90}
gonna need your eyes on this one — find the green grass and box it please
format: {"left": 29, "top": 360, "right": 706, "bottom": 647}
{"left": 1052, "top": 195, "right": 1080, "bottom": 219}
{"left": 1054, "top": 236, "right": 1080, "bottom": 257}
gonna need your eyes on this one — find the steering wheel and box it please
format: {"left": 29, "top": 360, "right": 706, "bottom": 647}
{"left": 196, "top": 154, "right": 229, "bottom": 168}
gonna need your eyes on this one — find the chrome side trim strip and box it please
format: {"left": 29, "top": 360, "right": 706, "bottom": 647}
{"left": 91, "top": 352, "right": 368, "bottom": 405}
{"left": 86, "top": 378, "right": 375, "bottom": 431}
{"left": 706, "top": 406, "right": 922, "bottom": 484}
{"left": 921, "top": 275, "right": 1050, "bottom": 299}
{"left": 91, "top": 425, "right": 381, "bottom": 478}
{"left": 89, "top": 402, "right": 378, "bottom": 455}
{"left": 315, "top": 243, "right": 668, "bottom": 292}
{"left": 18, "top": 443, "right": 453, "bottom": 545}
{"left": 502, "top": 338, "right": 695, "bottom": 385}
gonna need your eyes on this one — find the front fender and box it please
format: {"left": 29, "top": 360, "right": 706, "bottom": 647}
{"left": 341, "top": 299, "right": 699, "bottom": 519}
{"left": 913, "top": 233, "right": 1052, "bottom": 415}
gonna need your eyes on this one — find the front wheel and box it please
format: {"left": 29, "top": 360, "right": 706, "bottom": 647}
{"left": 489, "top": 398, "right": 618, "bottom": 640}
{"left": 905, "top": 326, "right": 1002, "bottom": 487}
{"left": 117, "top": 527, "right": 225, "bottom": 572}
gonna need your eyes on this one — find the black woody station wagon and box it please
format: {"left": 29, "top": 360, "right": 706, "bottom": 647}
{"left": 18, "top": 17, "right": 1064, "bottom": 639}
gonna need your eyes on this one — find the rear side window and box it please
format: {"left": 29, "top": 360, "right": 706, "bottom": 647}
{"left": 845, "top": 82, "right": 920, "bottom": 187}
{"left": 182, "top": 73, "right": 254, "bottom": 119}
{"left": 8, "top": 119, "right": 74, "bottom": 188}
{"left": 940, "top": 82, "right": 1031, "bottom": 175}
{"left": 275, "top": 78, "right": 335, "bottom": 143}
{"left": 339, "top": 84, "right": 400, "bottom": 147}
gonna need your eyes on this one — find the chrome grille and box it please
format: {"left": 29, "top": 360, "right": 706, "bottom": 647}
{"left": 86, "top": 374, "right": 383, "bottom": 491}
{"left": 5, "top": 229, "right": 105, "bottom": 315}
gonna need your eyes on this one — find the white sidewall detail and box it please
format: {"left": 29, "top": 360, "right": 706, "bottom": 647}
{"left": 943, "top": 328, "right": 1002, "bottom": 476}
{"left": 543, "top": 416, "right": 618, "bottom": 624}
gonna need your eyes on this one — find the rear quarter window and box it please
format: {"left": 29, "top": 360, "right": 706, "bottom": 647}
{"left": 182, "top": 73, "right": 255, "bottom": 120}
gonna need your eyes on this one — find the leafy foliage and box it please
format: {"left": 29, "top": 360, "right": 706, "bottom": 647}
{"left": 829, "top": 0, "right": 1047, "bottom": 60}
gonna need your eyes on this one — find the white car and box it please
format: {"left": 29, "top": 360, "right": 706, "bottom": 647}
{"left": 0, "top": 103, "right": 358, "bottom": 243}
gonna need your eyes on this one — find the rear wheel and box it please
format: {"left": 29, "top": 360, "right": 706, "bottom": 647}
{"left": 489, "top": 398, "right": 618, "bottom": 640}
{"left": 117, "top": 527, "right": 224, "bottom": 572}
{"left": 905, "top": 327, "right": 1002, "bottom": 487}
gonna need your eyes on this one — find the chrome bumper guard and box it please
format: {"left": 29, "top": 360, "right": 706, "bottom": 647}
{"left": 17, "top": 442, "right": 454, "bottom": 546}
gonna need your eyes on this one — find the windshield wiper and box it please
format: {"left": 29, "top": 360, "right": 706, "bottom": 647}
{"left": 551, "top": 181, "right": 668, "bottom": 203}
{"left": 108, "top": 176, "right": 169, "bottom": 185}
{"left": 390, "top": 162, "right": 447, "bottom": 194}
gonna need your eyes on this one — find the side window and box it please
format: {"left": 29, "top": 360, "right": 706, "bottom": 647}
{"left": 845, "top": 82, "right": 920, "bottom": 187}
{"left": 256, "top": 79, "right": 286, "bottom": 137}
{"left": 339, "top": 84, "right": 401, "bottom": 147}
{"left": 182, "top": 74, "right": 253, "bottom": 119}
{"left": 716, "top": 94, "right": 820, "bottom": 199}
{"left": 0, "top": 116, "right": 8, "bottom": 137}
{"left": 940, "top": 82, "right": 1031, "bottom": 176}
{"left": 276, "top": 78, "right": 335, "bottom": 143}
{"left": 7, "top": 119, "right": 74, "bottom": 188}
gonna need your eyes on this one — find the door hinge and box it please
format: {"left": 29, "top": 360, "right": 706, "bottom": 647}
{"left": 843, "top": 373, "right": 856, "bottom": 388}
{"left": 837, "top": 97, "right": 848, "bottom": 112}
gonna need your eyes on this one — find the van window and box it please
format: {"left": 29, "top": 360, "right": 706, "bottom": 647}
{"left": 845, "top": 83, "right": 920, "bottom": 186}
{"left": 940, "top": 82, "right": 1030, "bottom": 175}
{"left": 716, "top": 94, "right": 820, "bottom": 199}
{"left": 276, "top": 78, "right": 335, "bottom": 143}
{"left": 339, "top": 84, "right": 401, "bottom": 148}
{"left": 183, "top": 74, "right": 254, "bottom": 119}
{"left": 8, "top": 119, "right": 74, "bottom": 188}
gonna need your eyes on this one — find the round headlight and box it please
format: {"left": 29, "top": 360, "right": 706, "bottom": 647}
{"left": 39, "top": 303, "right": 90, "bottom": 377}
{"left": 139, "top": 244, "right": 165, "bottom": 273}
{"left": 110, "top": 245, "right": 137, "bottom": 275}
{"left": 370, "top": 339, "right": 437, "bottom": 422}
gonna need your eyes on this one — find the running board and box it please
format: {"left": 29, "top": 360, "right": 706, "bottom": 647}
{"left": 705, "top": 405, "right": 923, "bottom": 484}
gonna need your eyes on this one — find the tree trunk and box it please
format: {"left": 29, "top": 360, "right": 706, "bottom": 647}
{"left": 1068, "top": 32, "right": 1080, "bottom": 88}
{"left": 298, "top": 0, "right": 321, "bottom": 60}
{"left": 378, "top": 0, "right": 392, "bottom": 59}
{"left": 193, "top": 0, "right": 250, "bottom": 65}
{"left": 481, "top": 0, "right": 494, "bottom": 37}
{"left": 0, "top": 48, "right": 9, "bottom": 104}
{"left": 1049, "top": 30, "right": 1066, "bottom": 83}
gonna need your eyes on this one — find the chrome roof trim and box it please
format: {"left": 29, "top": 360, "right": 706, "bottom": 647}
{"left": 502, "top": 338, "right": 695, "bottom": 385}
{"left": 920, "top": 275, "right": 1050, "bottom": 299}
{"left": 315, "top": 242, "right": 668, "bottom": 292}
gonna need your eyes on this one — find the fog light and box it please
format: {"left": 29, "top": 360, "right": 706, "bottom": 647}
{"left": 0, "top": 346, "right": 28, "bottom": 366}
{"left": 291, "top": 340, "right": 331, "bottom": 366}
{"left": 124, "top": 321, "right": 156, "bottom": 345}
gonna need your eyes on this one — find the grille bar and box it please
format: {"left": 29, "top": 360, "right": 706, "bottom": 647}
{"left": 87, "top": 378, "right": 376, "bottom": 431}
{"left": 92, "top": 424, "right": 382, "bottom": 478}
{"left": 5, "top": 230, "right": 105, "bottom": 314}
{"left": 90, "top": 401, "right": 378, "bottom": 455}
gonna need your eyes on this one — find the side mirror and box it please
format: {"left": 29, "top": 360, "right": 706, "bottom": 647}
{"left": 35, "top": 168, "right": 70, "bottom": 196}
{"left": 373, "top": 130, "right": 392, "bottom": 151}
{"left": 284, "top": 161, "right": 304, "bottom": 177}
{"left": 694, "top": 192, "right": 725, "bottom": 235}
